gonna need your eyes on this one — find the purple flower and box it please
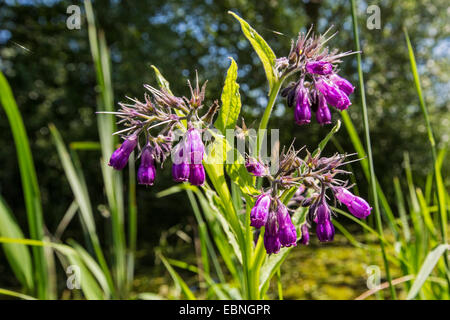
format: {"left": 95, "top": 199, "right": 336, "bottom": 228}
{"left": 334, "top": 187, "right": 355, "bottom": 206}
{"left": 335, "top": 187, "right": 372, "bottom": 219}
{"left": 264, "top": 233, "right": 281, "bottom": 255}
{"left": 186, "top": 128, "right": 204, "bottom": 165}
{"left": 245, "top": 157, "right": 267, "bottom": 177}
{"left": 315, "top": 200, "right": 331, "bottom": 224}
{"left": 330, "top": 74, "right": 354, "bottom": 96}
{"left": 315, "top": 95, "right": 332, "bottom": 125}
{"left": 172, "top": 163, "right": 190, "bottom": 182}
{"left": 306, "top": 61, "right": 333, "bottom": 75}
{"left": 250, "top": 194, "right": 271, "bottom": 228}
{"left": 108, "top": 135, "right": 138, "bottom": 170}
{"left": 172, "top": 145, "right": 190, "bottom": 182}
{"left": 315, "top": 78, "right": 351, "bottom": 111}
{"left": 188, "top": 164, "right": 205, "bottom": 186}
{"left": 316, "top": 219, "right": 335, "bottom": 242}
{"left": 300, "top": 224, "right": 310, "bottom": 245}
{"left": 348, "top": 197, "right": 372, "bottom": 219}
{"left": 294, "top": 87, "right": 311, "bottom": 125}
{"left": 264, "top": 213, "right": 281, "bottom": 254}
{"left": 137, "top": 146, "right": 156, "bottom": 185}
{"left": 277, "top": 201, "right": 297, "bottom": 247}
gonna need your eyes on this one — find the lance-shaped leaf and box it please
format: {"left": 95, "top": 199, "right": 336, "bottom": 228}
{"left": 228, "top": 11, "right": 277, "bottom": 90}
{"left": 215, "top": 58, "right": 241, "bottom": 134}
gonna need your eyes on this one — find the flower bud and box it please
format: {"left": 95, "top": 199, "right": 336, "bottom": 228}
{"left": 108, "top": 135, "right": 138, "bottom": 170}
{"left": 306, "top": 61, "right": 333, "bottom": 75}
{"left": 300, "top": 224, "right": 310, "bottom": 245}
{"left": 294, "top": 88, "right": 311, "bottom": 125}
{"left": 245, "top": 157, "right": 267, "bottom": 177}
{"left": 315, "top": 78, "right": 351, "bottom": 111}
{"left": 334, "top": 187, "right": 355, "bottom": 206}
{"left": 348, "top": 196, "right": 372, "bottom": 219}
{"left": 335, "top": 187, "right": 372, "bottom": 219}
{"left": 172, "top": 163, "right": 190, "bottom": 182}
{"left": 315, "top": 95, "right": 332, "bottom": 125}
{"left": 172, "top": 146, "right": 190, "bottom": 182}
{"left": 330, "top": 74, "right": 354, "bottom": 96}
{"left": 264, "top": 213, "right": 281, "bottom": 254}
{"left": 250, "top": 194, "right": 271, "bottom": 228}
{"left": 316, "top": 219, "right": 335, "bottom": 242}
{"left": 315, "top": 199, "right": 331, "bottom": 224}
{"left": 137, "top": 146, "right": 156, "bottom": 185}
{"left": 189, "top": 164, "right": 205, "bottom": 186}
{"left": 277, "top": 202, "right": 297, "bottom": 247}
{"left": 264, "top": 233, "right": 281, "bottom": 254}
{"left": 186, "top": 128, "right": 204, "bottom": 165}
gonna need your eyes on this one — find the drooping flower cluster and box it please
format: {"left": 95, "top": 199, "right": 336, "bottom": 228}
{"left": 103, "top": 76, "right": 217, "bottom": 187}
{"left": 278, "top": 27, "right": 355, "bottom": 126}
{"left": 247, "top": 145, "right": 372, "bottom": 254}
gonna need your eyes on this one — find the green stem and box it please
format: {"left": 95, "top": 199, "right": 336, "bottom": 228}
{"left": 350, "top": 0, "right": 396, "bottom": 299}
{"left": 257, "top": 80, "right": 283, "bottom": 156}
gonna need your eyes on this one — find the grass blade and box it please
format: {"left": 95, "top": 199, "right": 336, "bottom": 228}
{"left": 404, "top": 29, "right": 450, "bottom": 288}
{"left": 350, "top": 0, "right": 396, "bottom": 299}
{"left": 407, "top": 244, "right": 450, "bottom": 299}
{"left": 157, "top": 252, "right": 196, "bottom": 300}
{"left": 0, "top": 197, "right": 34, "bottom": 292}
{"left": 0, "top": 71, "right": 48, "bottom": 299}
{"left": 49, "top": 124, "right": 114, "bottom": 294}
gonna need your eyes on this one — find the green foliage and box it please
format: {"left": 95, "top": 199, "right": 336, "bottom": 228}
{"left": 215, "top": 58, "right": 241, "bottom": 134}
{"left": 228, "top": 11, "right": 277, "bottom": 91}
{"left": 0, "top": 71, "right": 47, "bottom": 298}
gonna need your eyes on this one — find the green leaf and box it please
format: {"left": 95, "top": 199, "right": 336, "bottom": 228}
{"left": 0, "top": 237, "right": 105, "bottom": 299}
{"left": 85, "top": 0, "right": 127, "bottom": 295}
{"left": 312, "top": 120, "right": 341, "bottom": 157}
{"left": 137, "top": 292, "right": 166, "bottom": 300}
{"left": 0, "top": 197, "right": 34, "bottom": 291}
{"left": 407, "top": 244, "right": 450, "bottom": 300}
{"left": 226, "top": 152, "right": 260, "bottom": 196}
{"left": 69, "top": 141, "right": 101, "bottom": 150}
{"left": 0, "top": 71, "right": 48, "bottom": 299}
{"left": 228, "top": 11, "right": 277, "bottom": 90}
{"left": 0, "top": 288, "right": 36, "bottom": 300}
{"left": 157, "top": 252, "right": 196, "bottom": 300}
{"left": 49, "top": 124, "right": 114, "bottom": 294}
{"left": 215, "top": 58, "right": 241, "bottom": 134}
{"left": 151, "top": 65, "right": 173, "bottom": 95}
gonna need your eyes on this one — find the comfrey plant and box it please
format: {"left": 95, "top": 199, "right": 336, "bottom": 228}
{"left": 279, "top": 27, "right": 355, "bottom": 125}
{"left": 247, "top": 147, "right": 371, "bottom": 254}
{"left": 99, "top": 12, "right": 372, "bottom": 299}
{"left": 105, "top": 77, "right": 215, "bottom": 187}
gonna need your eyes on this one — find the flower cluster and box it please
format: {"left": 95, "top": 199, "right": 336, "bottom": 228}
{"left": 251, "top": 195, "right": 297, "bottom": 254}
{"left": 278, "top": 27, "right": 355, "bottom": 126}
{"left": 247, "top": 145, "right": 372, "bottom": 254}
{"left": 104, "top": 77, "right": 217, "bottom": 187}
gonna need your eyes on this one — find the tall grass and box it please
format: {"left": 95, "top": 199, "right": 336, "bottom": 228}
{"left": 349, "top": 0, "right": 395, "bottom": 298}
{"left": 0, "top": 0, "right": 138, "bottom": 300}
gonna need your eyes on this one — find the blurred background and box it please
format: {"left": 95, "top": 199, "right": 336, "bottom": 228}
{"left": 0, "top": 0, "right": 448, "bottom": 299}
